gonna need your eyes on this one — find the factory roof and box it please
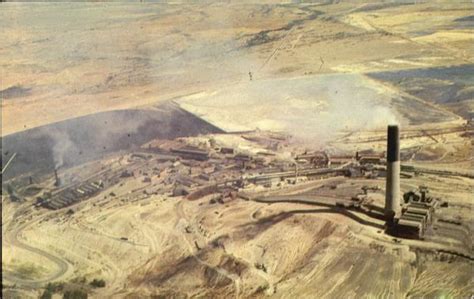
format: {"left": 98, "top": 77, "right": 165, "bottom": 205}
{"left": 405, "top": 207, "right": 430, "bottom": 216}
{"left": 398, "top": 219, "right": 422, "bottom": 229}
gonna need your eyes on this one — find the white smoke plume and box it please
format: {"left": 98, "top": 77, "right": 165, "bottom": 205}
{"left": 285, "top": 76, "right": 401, "bottom": 148}
{"left": 177, "top": 73, "right": 404, "bottom": 152}
{"left": 49, "top": 128, "right": 75, "bottom": 169}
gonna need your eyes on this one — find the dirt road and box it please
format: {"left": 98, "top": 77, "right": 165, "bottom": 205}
{"left": 3, "top": 210, "right": 70, "bottom": 288}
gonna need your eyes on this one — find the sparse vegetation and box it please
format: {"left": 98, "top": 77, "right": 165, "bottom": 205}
{"left": 89, "top": 278, "right": 106, "bottom": 288}
{"left": 40, "top": 282, "right": 65, "bottom": 299}
{"left": 255, "top": 283, "right": 270, "bottom": 294}
{"left": 246, "top": 30, "right": 280, "bottom": 47}
{"left": 70, "top": 276, "right": 87, "bottom": 284}
{"left": 63, "top": 289, "right": 88, "bottom": 299}
{"left": 45, "top": 282, "right": 65, "bottom": 293}
{"left": 40, "top": 290, "right": 53, "bottom": 299}
{"left": 11, "top": 262, "right": 45, "bottom": 279}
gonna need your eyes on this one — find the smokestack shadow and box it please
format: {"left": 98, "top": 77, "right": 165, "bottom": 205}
{"left": 252, "top": 196, "right": 385, "bottom": 228}
{"left": 254, "top": 197, "right": 334, "bottom": 208}
{"left": 238, "top": 200, "right": 384, "bottom": 241}
{"left": 262, "top": 207, "right": 384, "bottom": 230}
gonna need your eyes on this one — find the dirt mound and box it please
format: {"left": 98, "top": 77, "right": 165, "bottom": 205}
{"left": 2, "top": 102, "right": 223, "bottom": 181}
{"left": 128, "top": 246, "right": 248, "bottom": 298}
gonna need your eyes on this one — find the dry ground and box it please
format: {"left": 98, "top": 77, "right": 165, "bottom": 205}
{"left": 2, "top": 2, "right": 473, "bottom": 299}
{"left": 1, "top": 2, "right": 472, "bottom": 135}
{"left": 3, "top": 162, "right": 472, "bottom": 298}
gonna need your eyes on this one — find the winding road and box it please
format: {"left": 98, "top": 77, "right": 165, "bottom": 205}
{"left": 3, "top": 209, "right": 70, "bottom": 288}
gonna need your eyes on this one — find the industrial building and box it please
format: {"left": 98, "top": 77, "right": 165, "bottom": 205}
{"left": 170, "top": 147, "right": 209, "bottom": 161}
{"left": 37, "top": 180, "right": 104, "bottom": 210}
{"left": 30, "top": 124, "right": 439, "bottom": 242}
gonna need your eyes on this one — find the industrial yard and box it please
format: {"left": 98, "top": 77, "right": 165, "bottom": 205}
{"left": 2, "top": 2, "right": 473, "bottom": 299}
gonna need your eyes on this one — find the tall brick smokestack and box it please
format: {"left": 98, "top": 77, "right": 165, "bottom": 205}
{"left": 385, "top": 125, "right": 400, "bottom": 221}
{"left": 54, "top": 169, "right": 61, "bottom": 187}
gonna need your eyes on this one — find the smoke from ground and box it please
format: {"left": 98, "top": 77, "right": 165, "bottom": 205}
{"left": 285, "top": 77, "right": 401, "bottom": 149}
{"left": 177, "top": 73, "right": 404, "bottom": 151}
{"left": 1, "top": 105, "right": 223, "bottom": 180}
{"left": 47, "top": 111, "right": 158, "bottom": 170}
